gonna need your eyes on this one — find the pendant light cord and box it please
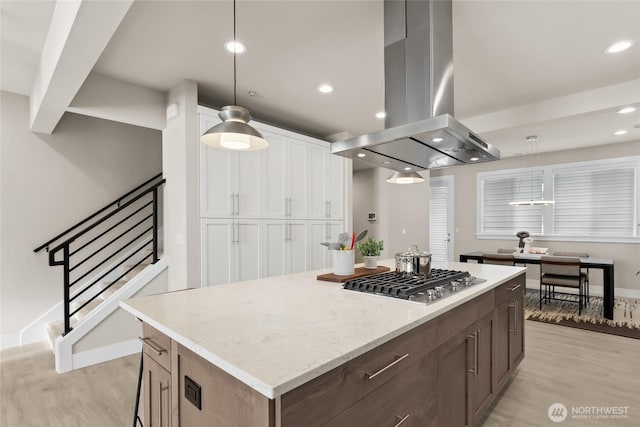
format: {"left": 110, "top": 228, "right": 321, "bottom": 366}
{"left": 233, "top": 0, "right": 237, "bottom": 106}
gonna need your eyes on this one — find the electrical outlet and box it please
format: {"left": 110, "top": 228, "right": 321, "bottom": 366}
{"left": 185, "top": 375, "right": 202, "bottom": 410}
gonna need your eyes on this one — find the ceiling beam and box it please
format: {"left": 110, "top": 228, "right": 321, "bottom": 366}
{"left": 29, "top": 0, "right": 133, "bottom": 134}
{"left": 67, "top": 73, "right": 166, "bottom": 130}
{"left": 461, "top": 79, "right": 640, "bottom": 133}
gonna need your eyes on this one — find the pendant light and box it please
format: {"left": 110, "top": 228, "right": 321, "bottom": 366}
{"left": 509, "top": 135, "right": 554, "bottom": 206}
{"left": 200, "top": 0, "right": 269, "bottom": 151}
{"left": 386, "top": 170, "right": 424, "bottom": 184}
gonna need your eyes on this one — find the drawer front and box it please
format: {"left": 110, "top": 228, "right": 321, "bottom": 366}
{"left": 280, "top": 319, "right": 438, "bottom": 427}
{"left": 323, "top": 351, "right": 438, "bottom": 427}
{"left": 141, "top": 323, "right": 172, "bottom": 372}
{"left": 494, "top": 274, "right": 525, "bottom": 306}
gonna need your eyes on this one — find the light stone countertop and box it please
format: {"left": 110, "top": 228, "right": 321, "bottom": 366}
{"left": 121, "top": 260, "right": 526, "bottom": 399}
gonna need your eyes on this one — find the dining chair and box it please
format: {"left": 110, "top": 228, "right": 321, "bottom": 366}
{"left": 539, "top": 256, "right": 589, "bottom": 314}
{"left": 482, "top": 253, "right": 515, "bottom": 266}
{"left": 550, "top": 251, "right": 590, "bottom": 302}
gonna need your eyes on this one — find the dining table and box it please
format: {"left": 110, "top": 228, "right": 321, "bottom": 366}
{"left": 459, "top": 251, "right": 615, "bottom": 320}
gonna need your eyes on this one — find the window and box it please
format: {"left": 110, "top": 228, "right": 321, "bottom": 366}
{"left": 477, "top": 156, "right": 639, "bottom": 242}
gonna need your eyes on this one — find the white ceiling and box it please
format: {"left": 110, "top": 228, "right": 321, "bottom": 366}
{"left": 1, "top": 0, "right": 639, "bottom": 163}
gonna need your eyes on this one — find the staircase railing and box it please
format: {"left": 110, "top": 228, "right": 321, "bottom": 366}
{"left": 34, "top": 173, "right": 165, "bottom": 336}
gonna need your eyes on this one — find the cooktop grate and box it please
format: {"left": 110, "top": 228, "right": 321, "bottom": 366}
{"left": 343, "top": 269, "right": 470, "bottom": 300}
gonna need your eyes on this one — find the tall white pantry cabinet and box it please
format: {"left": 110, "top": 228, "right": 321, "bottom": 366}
{"left": 199, "top": 106, "right": 345, "bottom": 286}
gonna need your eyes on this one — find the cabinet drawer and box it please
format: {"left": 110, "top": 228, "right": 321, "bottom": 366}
{"left": 494, "top": 274, "right": 525, "bottom": 306}
{"left": 323, "top": 351, "right": 438, "bottom": 427}
{"left": 280, "top": 319, "right": 438, "bottom": 427}
{"left": 141, "top": 323, "right": 172, "bottom": 372}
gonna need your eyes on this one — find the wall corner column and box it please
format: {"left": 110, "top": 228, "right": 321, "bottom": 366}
{"left": 162, "top": 80, "right": 200, "bottom": 291}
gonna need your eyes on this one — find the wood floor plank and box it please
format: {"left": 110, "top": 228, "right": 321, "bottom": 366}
{"left": 1, "top": 321, "right": 638, "bottom": 426}
{"left": 0, "top": 342, "right": 138, "bottom": 427}
{"left": 481, "top": 321, "right": 640, "bottom": 426}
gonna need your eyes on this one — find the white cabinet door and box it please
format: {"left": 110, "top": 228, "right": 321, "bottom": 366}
{"left": 263, "top": 220, "right": 286, "bottom": 277}
{"left": 286, "top": 221, "right": 308, "bottom": 274}
{"left": 232, "top": 221, "right": 261, "bottom": 282}
{"left": 287, "top": 138, "right": 308, "bottom": 218}
{"left": 327, "top": 154, "right": 344, "bottom": 220}
{"left": 235, "top": 151, "right": 262, "bottom": 218}
{"left": 261, "top": 132, "right": 287, "bottom": 218}
{"left": 308, "top": 221, "right": 330, "bottom": 270}
{"left": 263, "top": 220, "right": 307, "bottom": 276}
{"left": 201, "top": 145, "right": 234, "bottom": 218}
{"left": 307, "top": 144, "right": 328, "bottom": 219}
{"left": 308, "top": 220, "right": 343, "bottom": 270}
{"left": 201, "top": 219, "right": 233, "bottom": 286}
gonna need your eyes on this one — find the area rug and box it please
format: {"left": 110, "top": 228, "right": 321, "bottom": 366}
{"left": 523, "top": 290, "right": 640, "bottom": 339}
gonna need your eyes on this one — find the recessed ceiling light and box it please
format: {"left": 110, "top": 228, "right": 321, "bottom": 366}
{"left": 318, "top": 84, "right": 334, "bottom": 94}
{"left": 617, "top": 106, "right": 637, "bottom": 114}
{"left": 375, "top": 111, "right": 386, "bottom": 119}
{"left": 404, "top": 167, "right": 412, "bottom": 171}
{"left": 432, "top": 137, "right": 444, "bottom": 143}
{"left": 357, "top": 153, "right": 366, "bottom": 158}
{"left": 605, "top": 40, "right": 635, "bottom": 54}
{"left": 614, "top": 130, "right": 628, "bottom": 135}
{"left": 224, "top": 40, "right": 247, "bottom": 54}
{"left": 470, "top": 157, "right": 480, "bottom": 161}
{"left": 382, "top": 161, "right": 391, "bottom": 165}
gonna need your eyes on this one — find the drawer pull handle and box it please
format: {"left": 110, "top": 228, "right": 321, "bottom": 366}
{"left": 138, "top": 336, "right": 167, "bottom": 355}
{"left": 366, "top": 353, "right": 409, "bottom": 380}
{"left": 394, "top": 414, "right": 410, "bottom": 427}
{"left": 509, "top": 284, "right": 521, "bottom": 292}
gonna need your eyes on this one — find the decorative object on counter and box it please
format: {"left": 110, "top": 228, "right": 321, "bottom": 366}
{"left": 200, "top": 0, "right": 269, "bottom": 151}
{"left": 316, "top": 265, "right": 390, "bottom": 283}
{"left": 356, "top": 236, "right": 383, "bottom": 269}
{"left": 523, "top": 290, "right": 639, "bottom": 339}
{"left": 332, "top": 249, "right": 354, "bottom": 275}
{"left": 516, "top": 231, "right": 529, "bottom": 251}
{"left": 395, "top": 245, "right": 431, "bottom": 277}
{"left": 386, "top": 170, "right": 424, "bottom": 184}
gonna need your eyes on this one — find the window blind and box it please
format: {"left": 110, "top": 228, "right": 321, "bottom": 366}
{"left": 554, "top": 166, "right": 635, "bottom": 236}
{"left": 481, "top": 171, "right": 543, "bottom": 234}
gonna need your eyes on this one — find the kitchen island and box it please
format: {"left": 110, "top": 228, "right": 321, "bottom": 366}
{"left": 122, "top": 260, "right": 526, "bottom": 427}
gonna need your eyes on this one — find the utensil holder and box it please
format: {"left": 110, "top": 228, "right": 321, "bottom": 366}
{"left": 332, "top": 250, "right": 355, "bottom": 276}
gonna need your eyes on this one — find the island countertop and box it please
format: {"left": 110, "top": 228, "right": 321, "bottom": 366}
{"left": 120, "top": 260, "right": 525, "bottom": 399}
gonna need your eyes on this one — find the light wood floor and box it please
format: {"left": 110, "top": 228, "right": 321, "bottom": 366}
{"left": 1, "top": 321, "right": 638, "bottom": 427}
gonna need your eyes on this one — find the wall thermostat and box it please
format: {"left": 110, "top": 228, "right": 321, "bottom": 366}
{"left": 367, "top": 212, "right": 377, "bottom": 222}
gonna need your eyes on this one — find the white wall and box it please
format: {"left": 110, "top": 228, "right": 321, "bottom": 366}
{"left": 353, "top": 167, "right": 430, "bottom": 262}
{"left": 0, "top": 91, "right": 162, "bottom": 336}
{"left": 430, "top": 140, "right": 640, "bottom": 293}
{"left": 161, "top": 80, "right": 200, "bottom": 291}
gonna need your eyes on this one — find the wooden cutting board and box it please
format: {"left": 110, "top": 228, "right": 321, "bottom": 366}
{"left": 317, "top": 266, "right": 390, "bottom": 283}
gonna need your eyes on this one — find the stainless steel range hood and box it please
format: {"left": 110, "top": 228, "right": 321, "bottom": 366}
{"left": 331, "top": 0, "right": 499, "bottom": 171}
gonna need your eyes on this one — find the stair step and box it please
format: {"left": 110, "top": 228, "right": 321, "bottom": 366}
{"left": 70, "top": 298, "right": 103, "bottom": 322}
{"left": 99, "top": 280, "right": 127, "bottom": 300}
{"left": 123, "top": 263, "right": 149, "bottom": 281}
{"left": 45, "top": 318, "right": 78, "bottom": 350}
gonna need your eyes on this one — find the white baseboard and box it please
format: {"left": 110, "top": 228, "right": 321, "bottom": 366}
{"left": 524, "top": 279, "right": 640, "bottom": 299}
{"left": 72, "top": 339, "right": 142, "bottom": 370}
{"left": 0, "top": 333, "right": 19, "bottom": 350}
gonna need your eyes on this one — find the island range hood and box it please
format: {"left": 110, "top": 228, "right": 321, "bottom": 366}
{"left": 331, "top": 0, "right": 499, "bottom": 171}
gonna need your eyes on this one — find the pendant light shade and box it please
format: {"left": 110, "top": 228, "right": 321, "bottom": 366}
{"left": 200, "top": 106, "right": 269, "bottom": 150}
{"left": 386, "top": 171, "right": 424, "bottom": 184}
{"left": 510, "top": 135, "right": 554, "bottom": 206}
{"left": 200, "top": 0, "right": 268, "bottom": 151}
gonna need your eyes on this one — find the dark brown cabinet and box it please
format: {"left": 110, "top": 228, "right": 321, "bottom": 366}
{"left": 143, "top": 352, "right": 171, "bottom": 427}
{"left": 493, "top": 276, "right": 525, "bottom": 391}
{"left": 139, "top": 272, "right": 526, "bottom": 427}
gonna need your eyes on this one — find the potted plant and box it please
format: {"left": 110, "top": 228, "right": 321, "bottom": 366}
{"left": 357, "top": 237, "right": 384, "bottom": 269}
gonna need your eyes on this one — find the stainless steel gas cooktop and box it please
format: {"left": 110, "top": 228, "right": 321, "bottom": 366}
{"left": 342, "top": 269, "right": 485, "bottom": 304}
